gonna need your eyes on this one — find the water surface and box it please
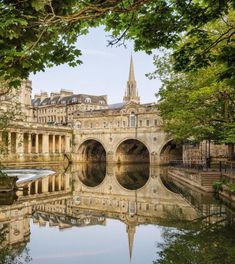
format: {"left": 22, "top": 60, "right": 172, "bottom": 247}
{"left": 0, "top": 163, "right": 234, "bottom": 264}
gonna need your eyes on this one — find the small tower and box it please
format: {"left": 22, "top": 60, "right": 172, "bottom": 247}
{"left": 123, "top": 56, "right": 140, "bottom": 104}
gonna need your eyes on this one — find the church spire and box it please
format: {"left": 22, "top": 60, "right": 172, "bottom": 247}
{"left": 127, "top": 224, "right": 136, "bottom": 260}
{"left": 129, "top": 55, "right": 135, "bottom": 83}
{"left": 123, "top": 55, "right": 140, "bottom": 104}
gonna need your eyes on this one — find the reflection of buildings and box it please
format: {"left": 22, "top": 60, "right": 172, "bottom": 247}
{"left": 0, "top": 163, "right": 232, "bottom": 260}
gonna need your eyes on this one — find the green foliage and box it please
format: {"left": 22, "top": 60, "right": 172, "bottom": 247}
{"left": 213, "top": 178, "right": 235, "bottom": 194}
{"left": 147, "top": 8, "right": 235, "bottom": 147}
{"left": 226, "top": 182, "right": 235, "bottom": 194}
{"left": 213, "top": 180, "right": 224, "bottom": 192}
{"left": 154, "top": 223, "right": 235, "bottom": 264}
{"left": 0, "top": 170, "right": 8, "bottom": 179}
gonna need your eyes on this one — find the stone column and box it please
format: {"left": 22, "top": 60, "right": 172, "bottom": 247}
{"left": 42, "top": 134, "right": 49, "bottom": 154}
{"left": 65, "top": 136, "right": 71, "bottom": 152}
{"left": 52, "top": 175, "right": 55, "bottom": 192}
{"left": 35, "top": 181, "right": 38, "bottom": 194}
{"left": 58, "top": 174, "right": 61, "bottom": 190}
{"left": 35, "top": 134, "right": 39, "bottom": 153}
{"left": 28, "top": 134, "right": 32, "bottom": 154}
{"left": 42, "top": 177, "right": 49, "bottom": 193}
{"left": 16, "top": 132, "right": 24, "bottom": 154}
{"left": 58, "top": 135, "right": 62, "bottom": 153}
{"left": 52, "top": 135, "right": 55, "bottom": 153}
{"left": 8, "top": 132, "right": 11, "bottom": 154}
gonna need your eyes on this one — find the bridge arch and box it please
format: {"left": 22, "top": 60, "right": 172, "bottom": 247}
{"left": 77, "top": 139, "right": 106, "bottom": 162}
{"left": 159, "top": 139, "right": 183, "bottom": 164}
{"left": 115, "top": 138, "right": 150, "bottom": 164}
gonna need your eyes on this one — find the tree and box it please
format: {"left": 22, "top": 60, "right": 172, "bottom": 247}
{"left": 154, "top": 220, "right": 235, "bottom": 264}
{"left": 146, "top": 8, "right": 235, "bottom": 159}
{"left": 106, "top": 0, "right": 235, "bottom": 81}
{"left": 0, "top": 0, "right": 150, "bottom": 87}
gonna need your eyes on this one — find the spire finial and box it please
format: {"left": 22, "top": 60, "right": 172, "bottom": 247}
{"left": 128, "top": 54, "right": 135, "bottom": 82}
{"left": 123, "top": 55, "right": 140, "bottom": 104}
{"left": 127, "top": 224, "right": 136, "bottom": 260}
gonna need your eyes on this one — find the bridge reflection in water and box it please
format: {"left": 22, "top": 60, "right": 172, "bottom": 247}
{"left": 0, "top": 163, "right": 234, "bottom": 264}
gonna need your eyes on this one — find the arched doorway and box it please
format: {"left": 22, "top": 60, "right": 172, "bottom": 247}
{"left": 77, "top": 139, "right": 106, "bottom": 162}
{"left": 116, "top": 139, "right": 150, "bottom": 164}
{"left": 160, "top": 140, "right": 183, "bottom": 164}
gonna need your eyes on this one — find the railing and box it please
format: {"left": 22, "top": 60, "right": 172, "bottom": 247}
{"left": 169, "top": 160, "right": 235, "bottom": 176}
{"left": 219, "top": 161, "right": 235, "bottom": 183}
{"left": 169, "top": 160, "right": 209, "bottom": 171}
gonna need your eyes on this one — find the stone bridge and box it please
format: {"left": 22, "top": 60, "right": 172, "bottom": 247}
{"left": 72, "top": 125, "right": 182, "bottom": 165}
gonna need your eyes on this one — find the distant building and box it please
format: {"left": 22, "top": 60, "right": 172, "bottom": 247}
{"left": 0, "top": 80, "right": 33, "bottom": 122}
{"left": 73, "top": 56, "right": 161, "bottom": 132}
{"left": 32, "top": 89, "right": 108, "bottom": 125}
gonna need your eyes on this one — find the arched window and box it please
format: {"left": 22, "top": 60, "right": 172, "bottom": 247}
{"left": 129, "top": 112, "right": 136, "bottom": 128}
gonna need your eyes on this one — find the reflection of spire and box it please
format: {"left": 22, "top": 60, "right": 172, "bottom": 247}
{"left": 123, "top": 55, "right": 140, "bottom": 104}
{"left": 126, "top": 224, "right": 136, "bottom": 260}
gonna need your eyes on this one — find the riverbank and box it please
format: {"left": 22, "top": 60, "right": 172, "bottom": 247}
{"left": 168, "top": 168, "right": 221, "bottom": 192}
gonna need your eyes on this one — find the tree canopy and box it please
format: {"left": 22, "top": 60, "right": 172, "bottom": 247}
{"left": 0, "top": 0, "right": 234, "bottom": 150}
{"left": 0, "top": 0, "right": 149, "bottom": 87}
{"left": 154, "top": 221, "right": 235, "bottom": 264}
{"left": 1, "top": 0, "right": 234, "bottom": 87}
{"left": 147, "top": 7, "right": 235, "bottom": 152}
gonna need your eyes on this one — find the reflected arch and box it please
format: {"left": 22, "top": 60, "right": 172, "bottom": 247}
{"left": 77, "top": 139, "right": 106, "bottom": 162}
{"left": 115, "top": 163, "right": 150, "bottom": 190}
{"left": 160, "top": 140, "right": 183, "bottom": 164}
{"left": 77, "top": 163, "right": 106, "bottom": 188}
{"left": 116, "top": 139, "right": 150, "bottom": 164}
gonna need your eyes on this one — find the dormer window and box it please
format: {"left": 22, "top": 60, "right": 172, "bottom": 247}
{"left": 85, "top": 97, "right": 91, "bottom": 103}
{"left": 99, "top": 100, "right": 105, "bottom": 105}
{"left": 72, "top": 97, "right": 77, "bottom": 103}
{"left": 61, "top": 100, "right": 66, "bottom": 105}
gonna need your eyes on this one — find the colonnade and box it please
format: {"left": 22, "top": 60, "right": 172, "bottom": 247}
{"left": 0, "top": 130, "right": 71, "bottom": 155}
{"left": 23, "top": 173, "right": 71, "bottom": 196}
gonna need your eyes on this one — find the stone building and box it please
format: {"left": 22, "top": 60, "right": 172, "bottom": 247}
{"left": 32, "top": 89, "right": 108, "bottom": 125}
{"left": 0, "top": 56, "right": 229, "bottom": 164}
{"left": 0, "top": 80, "right": 33, "bottom": 122}
{"left": 72, "top": 56, "right": 183, "bottom": 164}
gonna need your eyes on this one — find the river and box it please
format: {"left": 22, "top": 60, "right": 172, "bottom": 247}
{"left": 0, "top": 163, "right": 234, "bottom": 264}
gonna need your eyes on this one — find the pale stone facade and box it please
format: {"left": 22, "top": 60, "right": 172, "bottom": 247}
{"left": 0, "top": 80, "right": 33, "bottom": 122}
{"left": 72, "top": 57, "right": 181, "bottom": 165}
{"left": 0, "top": 57, "right": 229, "bottom": 164}
{"left": 32, "top": 89, "right": 108, "bottom": 125}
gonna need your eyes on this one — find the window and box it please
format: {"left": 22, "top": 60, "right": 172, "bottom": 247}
{"left": 99, "top": 100, "right": 105, "bottom": 105}
{"left": 139, "top": 120, "right": 142, "bottom": 127}
{"left": 146, "top": 120, "right": 149, "bottom": 126}
{"left": 129, "top": 112, "right": 136, "bottom": 127}
{"left": 72, "top": 97, "right": 77, "bottom": 103}
{"left": 123, "top": 121, "right": 126, "bottom": 127}
{"left": 154, "top": 119, "right": 158, "bottom": 126}
{"left": 85, "top": 97, "right": 91, "bottom": 103}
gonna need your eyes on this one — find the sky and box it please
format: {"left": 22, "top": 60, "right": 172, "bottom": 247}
{"left": 29, "top": 26, "right": 161, "bottom": 104}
